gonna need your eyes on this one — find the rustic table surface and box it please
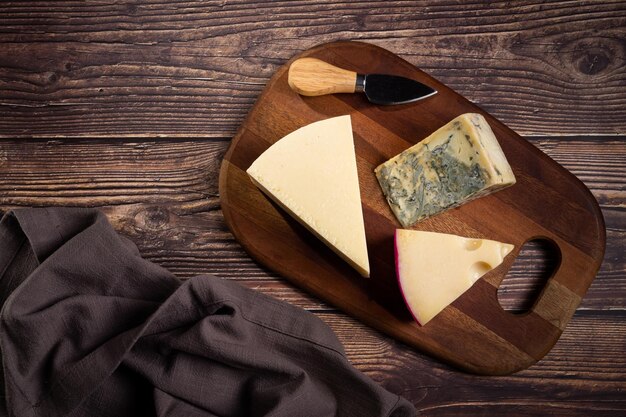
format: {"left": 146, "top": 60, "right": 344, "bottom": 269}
{"left": 1, "top": 1, "right": 624, "bottom": 416}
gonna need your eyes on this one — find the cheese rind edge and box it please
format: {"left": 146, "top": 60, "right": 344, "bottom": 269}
{"left": 395, "top": 229, "right": 514, "bottom": 325}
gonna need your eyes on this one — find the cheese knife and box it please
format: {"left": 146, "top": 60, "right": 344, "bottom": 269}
{"left": 287, "top": 57, "right": 437, "bottom": 105}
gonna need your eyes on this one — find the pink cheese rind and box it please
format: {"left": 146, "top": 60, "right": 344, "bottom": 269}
{"left": 395, "top": 230, "right": 424, "bottom": 326}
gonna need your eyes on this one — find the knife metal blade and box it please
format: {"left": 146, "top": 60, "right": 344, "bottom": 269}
{"left": 356, "top": 73, "right": 437, "bottom": 105}
{"left": 288, "top": 58, "right": 437, "bottom": 105}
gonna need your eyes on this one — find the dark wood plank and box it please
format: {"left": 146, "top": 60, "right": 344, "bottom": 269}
{"left": 321, "top": 311, "right": 626, "bottom": 416}
{"left": 0, "top": 136, "right": 623, "bottom": 313}
{"left": 1, "top": 0, "right": 625, "bottom": 137}
{"left": 0, "top": 0, "right": 623, "bottom": 413}
{"left": 0, "top": 125, "right": 622, "bottom": 409}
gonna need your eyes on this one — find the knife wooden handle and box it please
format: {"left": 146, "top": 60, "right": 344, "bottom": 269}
{"left": 288, "top": 58, "right": 358, "bottom": 96}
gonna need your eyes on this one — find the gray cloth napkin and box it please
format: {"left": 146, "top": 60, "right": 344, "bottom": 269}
{"left": 0, "top": 208, "right": 416, "bottom": 417}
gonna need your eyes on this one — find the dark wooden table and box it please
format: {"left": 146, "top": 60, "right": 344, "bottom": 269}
{"left": 1, "top": 2, "right": 624, "bottom": 415}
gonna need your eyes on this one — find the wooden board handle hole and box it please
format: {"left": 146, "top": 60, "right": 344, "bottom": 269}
{"left": 498, "top": 238, "right": 561, "bottom": 314}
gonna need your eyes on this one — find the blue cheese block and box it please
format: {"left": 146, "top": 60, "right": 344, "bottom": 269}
{"left": 375, "top": 113, "right": 516, "bottom": 227}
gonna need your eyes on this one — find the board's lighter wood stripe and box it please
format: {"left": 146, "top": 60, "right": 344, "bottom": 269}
{"left": 532, "top": 279, "right": 582, "bottom": 331}
{"left": 453, "top": 278, "right": 562, "bottom": 360}
{"left": 439, "top": 307, "right": 535, "bottom": 375}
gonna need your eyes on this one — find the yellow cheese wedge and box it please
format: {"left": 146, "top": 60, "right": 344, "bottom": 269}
{"left": 395, "top": 229, "right": 514, "bottom": 325}
{"left": 247, "top": 115, "right": 370, "bottom": 277}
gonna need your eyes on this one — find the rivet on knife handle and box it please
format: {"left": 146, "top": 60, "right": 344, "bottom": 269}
{"left": 288, "top": 58, "right": 360, "bottom": 96}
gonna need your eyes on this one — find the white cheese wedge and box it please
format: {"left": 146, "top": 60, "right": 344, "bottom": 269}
{"left": 247, "top": 115, "right": 370, "bottom": 277}
{"left": 375, "top": 113, "right": 516, "bottom": 227}
{"left": 395, "top": 229, "right": 514, "bottom": 325}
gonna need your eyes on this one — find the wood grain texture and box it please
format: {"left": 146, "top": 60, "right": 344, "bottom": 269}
{"left": 0, "top": 135, "right": 623, "bottom": 412}
{"left": 219, "top": 41, "right": 606, "bottom": 374}
{"left": 1, "top": 1, "right": 625, "bottom": 137}
{"left": 0, "top": 0, "right": 624, "bottom": 414}
{"left": 288, "top": 58, "right": 358, "bottom": 96}
{"left": 324, "top": 312, "right": 626, "bottom": 416}
{"left": 0, "top": 137, "right": 623, "bottom": 313}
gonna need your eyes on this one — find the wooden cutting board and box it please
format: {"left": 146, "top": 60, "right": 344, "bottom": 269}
{"left": 219, "top": 41, "right": 605, "bottom": 375}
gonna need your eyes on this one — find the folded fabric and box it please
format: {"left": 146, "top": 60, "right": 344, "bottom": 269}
{"left": 0, "top": 208, "right": 416, "bottom": 417}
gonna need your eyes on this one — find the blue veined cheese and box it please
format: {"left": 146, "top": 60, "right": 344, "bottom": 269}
{"left": 375, "top": 113, "right": 516, "bottom": 227}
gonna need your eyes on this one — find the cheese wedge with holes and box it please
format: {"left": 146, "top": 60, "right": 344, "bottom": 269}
{"left": 375, "top": 113, "right": 516, "bottom": 227}
{"left": 395, "top": 229, "right": 514, "bottom": 325}
{"left": 247, "top": 115, "right": 370, "bottom": 277}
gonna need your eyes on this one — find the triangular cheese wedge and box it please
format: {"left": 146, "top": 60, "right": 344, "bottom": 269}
{"left": 395, "top": 229, "right": 514, "bottom": 325}
{"left": 247, "top": 115, "right": 370, "bottom": 277}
